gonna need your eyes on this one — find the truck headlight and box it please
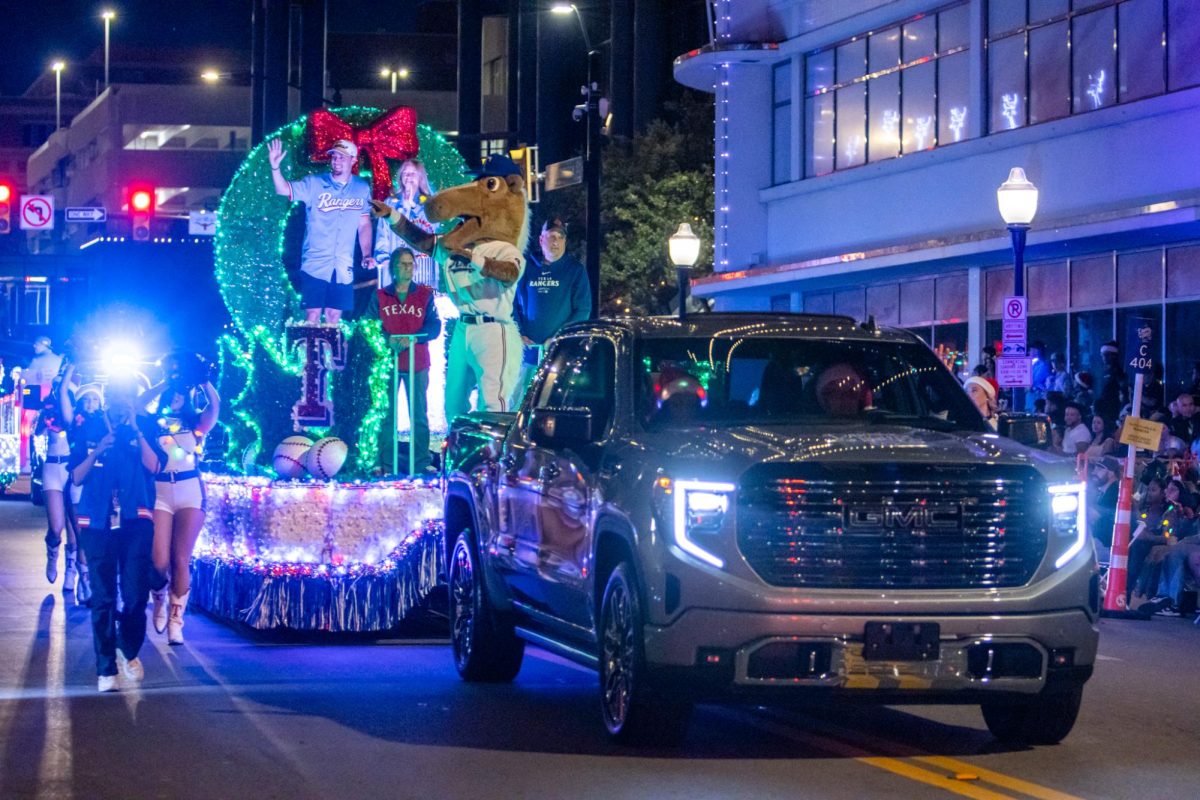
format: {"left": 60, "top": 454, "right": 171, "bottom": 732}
{"left": 1048, "top": 481, "right": 1088, "bottom": 569}
{"left": 663, "top": 479, "right": 735, "bottom": 569}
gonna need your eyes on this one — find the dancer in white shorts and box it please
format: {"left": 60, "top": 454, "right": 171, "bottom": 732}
{"left": 140, "top": 378, "right": 220, "bottom": 645}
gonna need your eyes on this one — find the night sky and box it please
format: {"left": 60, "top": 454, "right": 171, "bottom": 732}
{"left": 1, "top": 0, "right": 435, "bottom": 96}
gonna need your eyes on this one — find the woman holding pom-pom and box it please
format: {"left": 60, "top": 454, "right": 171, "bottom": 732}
{"left": 139, "top": 353, "right": 220, "bottom": 645}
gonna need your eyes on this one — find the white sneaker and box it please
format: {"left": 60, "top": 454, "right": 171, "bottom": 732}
{"left": 116, "top": 651, "right": 144, "bottom": 683}
{"left": 97, "top": 675, "right": 119, "bottom": 692}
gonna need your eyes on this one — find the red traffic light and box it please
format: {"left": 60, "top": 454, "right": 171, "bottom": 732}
{"left": 130, "top": 189, "right": 153, "bottom": 212}
{"left": 0, "top": 181, "right": 11, "bottom": 235}
{"left": 128, "top": 185, "right": 155, "bottom": 241}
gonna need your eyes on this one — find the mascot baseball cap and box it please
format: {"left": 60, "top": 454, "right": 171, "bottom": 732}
{"left": 473, "top": 154, "right": 523, "bottom": 179}
{"left": 327, "top": 139, "right": 358, "bottom": 159}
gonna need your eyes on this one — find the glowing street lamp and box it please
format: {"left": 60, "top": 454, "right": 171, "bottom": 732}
{"left": 101, "top": 9, "right": 116, "bottom": 89}
{"left": 200, "top": 69, "right": 223, "bottom": 83}
{"left": 669, "top": 222, "right": 701, "bottom": 319}
{"left": 51, "top": 61, "right": 65, "bottom": 131}
{"left": 380, "top": 67, "right": 410, "bottom": 94}
{"left": 996, "top": 167, "right": 1038, "bottom": 296}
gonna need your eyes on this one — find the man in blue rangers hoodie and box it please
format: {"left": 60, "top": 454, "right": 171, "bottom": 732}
{"left": 70, "top": 391, "right": 160, "bottom": 692}
{"left": 514, "top": 218, "right": 592, "bottom": 394}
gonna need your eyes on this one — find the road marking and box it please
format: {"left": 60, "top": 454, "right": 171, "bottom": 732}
{"left": 757, "top": 708, "right": 1086, "bottom": 800}
{"left": 717, "top": 709, "right": 1018, "bottom": 800}
{"left": 916, "top": 756, "right": 1086, "bottom": 800}
{"left": 1095, "top": 654, "right": 1122, "bottom": 661}
{"left": 37, "top": 596, "right": 72, "bottom": 800}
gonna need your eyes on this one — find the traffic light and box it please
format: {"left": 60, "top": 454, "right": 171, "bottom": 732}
{"left": 129, "top": 185, "right": 155, "bottom": 241}
{"left": 0, "top": 181, "right": 12, "bottom": 234}
{"left": 508, "top": 146, "right": 540, "bottom": 204}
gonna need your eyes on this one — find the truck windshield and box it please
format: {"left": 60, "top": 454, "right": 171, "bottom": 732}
{"left": 638, "top": 336, "right": 986, "bottom": 431}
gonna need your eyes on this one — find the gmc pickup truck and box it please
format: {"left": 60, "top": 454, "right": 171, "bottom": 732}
{"left": 442, "top": 313, "right": 1099, "bottom": 746}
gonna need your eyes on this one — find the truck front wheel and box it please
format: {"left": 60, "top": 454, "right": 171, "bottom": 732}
{"left": 980, "top": 682, "right": 1084, "bottom": 745}
{"left": 599, "top": 562, "right": 692, "bottom": 746}
{"left": 448, "top": 531, "right": 524, "bottom": 682}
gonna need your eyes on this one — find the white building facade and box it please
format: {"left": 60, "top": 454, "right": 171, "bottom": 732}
{"left": 676, "top": 0, "right": 1200, "bottom": 389}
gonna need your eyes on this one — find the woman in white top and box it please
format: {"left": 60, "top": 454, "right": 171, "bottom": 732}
{"left": 140, "top": 380, "right": 220, "bottom": 645}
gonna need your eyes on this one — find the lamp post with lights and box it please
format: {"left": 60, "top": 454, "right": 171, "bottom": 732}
{"left": 51, "top": 61, "right": 65, "bottom": 131}
{"left": 996, "top": 167, "right": 1039, "bottom": 410}
{"left": 669, "top": 223, "right": 702, "bottom": 320}
{"left": 102, "top": 9, "right": 116, "bottom": 89}
{"left": 380, "top": 67, "right": 410, "bottom": 94}
{"left": 551, "top": 2, "right": 602, "bottom": 318}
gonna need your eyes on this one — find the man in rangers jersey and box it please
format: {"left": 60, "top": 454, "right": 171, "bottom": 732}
{"left": 268, "top": 138, "right": 373, "bottom": 325}
{"left": 371, "top": 154, "right": 529, "bottom": 421}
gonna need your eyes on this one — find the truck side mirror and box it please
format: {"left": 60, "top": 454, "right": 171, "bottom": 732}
{"left": 998, "top": 412, "right": 1052, "bottom": 450}
{"left": 530, "top": 406, "right": 595, "bottom": 448}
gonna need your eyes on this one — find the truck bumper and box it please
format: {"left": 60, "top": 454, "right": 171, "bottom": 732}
{"left": 643, "top": 607, "right": 1098, "bottom": 697}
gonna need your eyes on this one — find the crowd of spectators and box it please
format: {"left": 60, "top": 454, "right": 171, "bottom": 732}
{"left": 971, "top": 341, "right": 1200, "bottom": 622}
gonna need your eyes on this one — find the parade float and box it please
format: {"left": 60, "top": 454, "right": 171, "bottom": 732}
{"left": 193, "top": 106, "right": 467, "bottom": 631}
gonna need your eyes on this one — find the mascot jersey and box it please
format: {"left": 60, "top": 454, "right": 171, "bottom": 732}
{"left": 441, "top": 241, "right": 525, "bottom": 321}
{"left": 288, "top": 173, "right": 371, "bottom": 284}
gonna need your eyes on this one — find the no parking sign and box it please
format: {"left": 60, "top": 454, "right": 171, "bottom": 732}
{"left": 19, "top": 195, "right": 55, "bottom": 230}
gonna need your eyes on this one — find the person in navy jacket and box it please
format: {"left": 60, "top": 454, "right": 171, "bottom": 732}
{"left": 367, "top": 249, "right": 441, "bottom": 473}
{"left": 514, "top": 218, "right": 591, "bottom": 396}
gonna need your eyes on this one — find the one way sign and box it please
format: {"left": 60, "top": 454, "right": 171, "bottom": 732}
{"left": 65, "top": 206, "right": 107, "bottom": 223}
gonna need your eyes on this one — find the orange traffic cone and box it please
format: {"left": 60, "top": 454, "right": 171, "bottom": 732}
{"left": 1101, "top": 475, "right": 1149, "bottom": 618}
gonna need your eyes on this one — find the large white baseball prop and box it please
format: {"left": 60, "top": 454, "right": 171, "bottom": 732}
{"left": 273, "top": 435, "right": 313, "bottom": 479}
{"left": 306, "top": 436, "right": 348, "bottom": 480}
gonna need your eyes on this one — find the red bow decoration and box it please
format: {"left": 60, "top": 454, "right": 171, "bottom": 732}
{"left": 307, "top": 107, "right": 420, "bottom": 200}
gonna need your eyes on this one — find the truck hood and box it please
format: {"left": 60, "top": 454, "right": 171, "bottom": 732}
{"left": 643, "top": 424, "right": 1078, "bottom": 484}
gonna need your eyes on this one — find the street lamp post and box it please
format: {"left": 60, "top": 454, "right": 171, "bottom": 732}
{"left": 552, "top": 3, "right": 602, "bottom": 318}
{"left": 996, "top": 167, "right": 1039, "bottom": 410}
{"left": 51, "top": 61, "right": 65, "bottom": 131}
{"left": 669, "top": 223, "right": 701, "bottom": 320}
{"left": 101, "top": 9, "right": 116, "bottom": 89}
{"left": 380, "top": 67, "right": 409, "bottom": 94}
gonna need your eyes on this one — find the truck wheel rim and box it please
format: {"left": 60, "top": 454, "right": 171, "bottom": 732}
{"left": 602, "top": 581, "right": 634, "bottom": 729}
{"left": 450, "top": 540, "right": 474, "bottom": 668}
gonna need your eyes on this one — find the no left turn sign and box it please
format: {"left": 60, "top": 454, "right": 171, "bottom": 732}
{"left": 19, "top": 195, "right": 55, "bottom": 230}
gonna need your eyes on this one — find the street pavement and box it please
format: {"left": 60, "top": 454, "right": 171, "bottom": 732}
{"left": 1, "top": 498, "right": 1198, "bottom": 800}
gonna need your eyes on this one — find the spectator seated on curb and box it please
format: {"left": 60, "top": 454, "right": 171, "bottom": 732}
{"left": 1128, "top": 477, "right": 1187, "bottom": 607}
{"left": 1140, "top": 480, "right": 1200, "bottom": 617}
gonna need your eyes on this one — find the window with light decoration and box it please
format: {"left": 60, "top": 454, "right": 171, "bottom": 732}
{"left": 803, "top": 2, "right": 970, "bottom": 178}
{"left": 987, "top": 0, "right": 1200, "bottom": 134}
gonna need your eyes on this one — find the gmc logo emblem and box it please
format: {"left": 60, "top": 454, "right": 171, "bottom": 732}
{"left": 845, "top": 504, "right": 962, "bottom": 530}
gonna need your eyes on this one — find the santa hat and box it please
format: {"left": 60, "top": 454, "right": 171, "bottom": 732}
{"left": 1101, "top": 341, "right": 1119, "bottom": 356}
{"left": 964, "top": 375, "right": 997, "bottom": 402}
{"left": 1074, "top": 371, "right": 1094, "bottom": 389}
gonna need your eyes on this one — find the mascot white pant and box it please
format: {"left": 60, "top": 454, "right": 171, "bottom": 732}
{"left": 445, "top": 319, "right": 523, "bottom": 420}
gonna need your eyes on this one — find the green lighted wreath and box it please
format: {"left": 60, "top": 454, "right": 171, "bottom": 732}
{"left": 213, "top": 107, "right": 469, "bottom": 474}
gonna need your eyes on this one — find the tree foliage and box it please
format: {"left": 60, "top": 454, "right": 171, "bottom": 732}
{"left": 536, "top": 92, "right": 715, "bottom": 315}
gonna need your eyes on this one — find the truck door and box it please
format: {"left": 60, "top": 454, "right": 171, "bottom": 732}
{"left": 500, "top": 335, "right": 615, "bottom": 630}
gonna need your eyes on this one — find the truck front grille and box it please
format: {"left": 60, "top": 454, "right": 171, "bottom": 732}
{"left": 737, "top": 470, "right": 1047, "bottom": 589}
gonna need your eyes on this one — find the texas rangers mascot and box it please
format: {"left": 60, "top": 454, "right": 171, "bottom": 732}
{"left": 371, "top": 154, "right": 529, "bottom": 420}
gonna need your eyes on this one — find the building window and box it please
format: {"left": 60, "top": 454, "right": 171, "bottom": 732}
{"left": 772, "top": 61, "right": 792, "bottom": 185}
{"left": 769, "top": 293, "right": 792, "bottom": 311}
{"left": 803, "top": 3, "right": 971, "bottom": 177}
{"left": 987, "top": 0, "right": 1196, "bottom": 136}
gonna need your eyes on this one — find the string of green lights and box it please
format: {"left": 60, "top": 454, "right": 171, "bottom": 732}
{"left": 213, "top": 108, "right": 469, "bottom": 475}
